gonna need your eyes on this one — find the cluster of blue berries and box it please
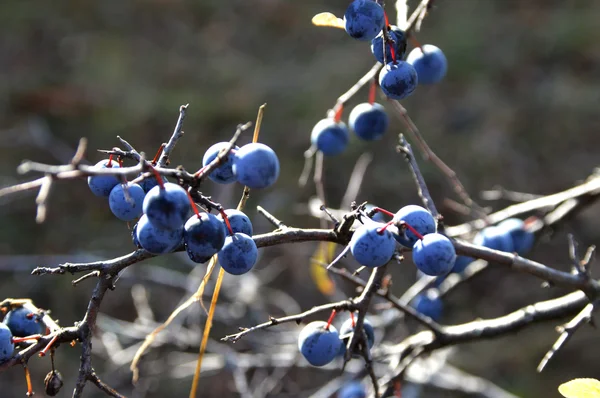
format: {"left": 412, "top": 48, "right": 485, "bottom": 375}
{"left": 202, "top": 142, "right": 280, "bottom": 189}
{"left": 344, "top": 0, "right": 448, "bottom": 98}
{"left": 297, "top": 314, "right": 375, "bottom": 367}
{"left": 0, "top": 306, "right": 47, "bottom": 362}
{"left": 453, "top": 218, "right": 535, "bottom": 274}
{"left": 86, "top": 141, "right": 279, "bottom": 273}
{"left": 309, "top": 0, "right": 449, "bottom": 158}
{"left": 349, "top": 204, "right": 456, "bottom": 277}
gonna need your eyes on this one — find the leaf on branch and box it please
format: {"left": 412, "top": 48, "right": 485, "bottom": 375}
{"left": 312, "top": 12, "right": 345, "bottom": 29}
{"left": 559, "top": 379, "right": 600, "bottom": 398}
{"left": 310, "top": 242, "right": 336, "bottom": 296}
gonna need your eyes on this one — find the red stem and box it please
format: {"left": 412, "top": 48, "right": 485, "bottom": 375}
{"left": 148, "top": 165, "right": 165, "bottom": 189}
{"left": 194, "top": 164, "right": 209, "bottom": 178}
{"left": 377, "top": 220, "right": 395, "bottom": 234}
{"left": 409, "top": 34, "right": 424, "bottom": 52}
{"left": 219, "top": 209, "right": 234, "bottom": 236}
{"left": 368, "top": 78, "right": 377, "bottom": 105}
{"left": 152, "top": 143, "right": 166, "bottom": 165}
{"left": 38, "top": 334, "right": 59, "bottom": 357}
{"left": 107, "top": 154, "right": 114, "bottom": 167}
{"left": 394, "top": 380, "right": 402, "bottom": 397}
{"left": 24, "top": 364, "right": 33, "bottom": 397}
{"left": 350, "top": 312, "right": 355, "bottom": 328}
{"left": 371, "top": 207, "right": 395, "bottom": 218}
{"left": 325, "top": 309, "right": 337, "bottom": 330}
{"left": 333, "top": 104, "right": 344, "bottom": 123}
{"left": 186, "top": 191, "right": 201, "bottom": 219}
{"left": 401, "top": 221, "right": 424, "bottom": 240}
{"left": 12, "top": 335, "right": 42, "bottom": 344}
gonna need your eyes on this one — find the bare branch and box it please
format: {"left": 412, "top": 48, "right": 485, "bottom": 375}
{"left": 157, "top": 104, "right": 188, "bottom": 167}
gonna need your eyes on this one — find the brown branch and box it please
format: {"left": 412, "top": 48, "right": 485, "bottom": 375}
{"left": 379, "top": 290, "right": 589, "bottom": 396}
{"left": 221, "top": 301, "right": 353, "bottom": 343}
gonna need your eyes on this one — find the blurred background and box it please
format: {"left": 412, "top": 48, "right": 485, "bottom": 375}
{"left": 1, "top": 0, "right": 600, "bottom": 397}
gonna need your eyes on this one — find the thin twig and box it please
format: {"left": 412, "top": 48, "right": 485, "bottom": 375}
{"left": 157, "top": 104, "right": 188, "bottom": 167}
{"left": 537, "top": 302, "right": 595, "bottom": 372}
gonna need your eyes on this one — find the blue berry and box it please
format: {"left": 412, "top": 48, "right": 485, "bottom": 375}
{"left": 136, "top": 214, "right": 183, "bottom": 254}
{"left": 108, "top": 183, "right": 145, "bottom": 221}
{"left": 348, "top": 103, "right": 388, "bottom": 141}
{"left": 412, "top": 289, "right": 443, "bottom": 321}
{"left": 202, "top": 142, "right": 240, "bottom": 184}
{"left": 497, "top": 218, "right": 534, "bottom": 255}
{"left": 139, "top": 175, "right": 168, "bottom": 193}
{"left": 452, "top": 255, "right": 474, "bottom": 273}
{"left": 218, "top": 233, "right": 258, "bottom": 275}
{"left": 0, "top": 323, "right": 13, "bottom": 362}
{"left": 132, "top": 222, "right": 141, "bottom": 249}
{"left": 412, "top": 233, "right": 456, "bottom": 276}
{"left": 311, "top": 119, "right": 350, "bottom": 156}
{"left": 371, "top": 26, "right": 407, "bottom": 64}
{"left": 3, "top": 307, "right": 45, "bottom": 337}
{"left": 406, "top": 44, "right": 447, "bottom": 84}
{"left": 378, "top": 61, "right": 418, "bottom": 100}
{"left": 217, "top": 209, "right": 253, "bottom": 236}
{"left": 184, "top": 213, "right": 227, "bottom": 263}
{"left": 143, "top": 182, "right": 190, "bottom": 231}
{"left": 339, "top": 318, "right": 375, "bottom": 349}
{"left": 365, "top": 204, "right": 386, "bottom": 222}
{"left": 338, "top": 381, "right": 367, "bottom": 398}
{"left": 298, "top": 321, "right": 341, "bottom": 366}
{"left": 393, "top": 205, "right": 436, "bottom": 248}
{"left": 87, "top": 159, "right": 121, "bottom": 197}
{"left": 338, "top": 317, "right": 375, "bottom": 357}
{"left": 232, "top": 143, "right": 280, "bottom": 189}
{"left": 344, "top": 0, "right": 385, "bottom": 42}
{"left": 350, "top": 222, "right": 396, "bottom": 268}
{"left": 474, "top": 226, "right": 514, "bottom": 253}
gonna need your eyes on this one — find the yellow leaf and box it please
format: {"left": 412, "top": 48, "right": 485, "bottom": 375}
{"left": 312, "top": 12, "right": 345, "bottom": 29}
{"left": 559, "top": 379, "right": 600, "bottom": 398}
{"left": 310, "top": 242, "right": 336, "bottom": 296}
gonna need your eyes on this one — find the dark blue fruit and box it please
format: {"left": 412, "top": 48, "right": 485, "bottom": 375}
{"left": 3, "top": 307, "right": 45, "bottom": 337}
{"left": 406, "top": 44, "right": 447, "bottom": 84}
{"left": 298, "top": 321, "right": 341, "bottom": 366}
{"left": 311, "top": 119, "right": 350, "bottom": 156}
{"left": 350, "top": 221, "right": 396, "bottom": 268}
{"left": 344, "top": 0, "right": 385, "bottom": 42}
{"left": 338, "top": 381, "right": 367, "bottom": 398}
{"left": 338, "top": 317, "right": 375, "bottom": 358}
{"left": 497, "top": 218, "right": 534, "bottom": 255}
{"left": 143, "top": 182, "right": 190, "bottom": 230}
{"left": 108, "top": 183, "right": 145, "bottom": 221}
{"left": 412, "top": 233, "right": 456, "bottom": 276}
{"left": 87, "top": 159, "right": 121, "bottom": 197}
{"left": 365, "top": 204, "right": 386, "bottom": 222}
{"left": 473, "top": 226, "right": 514, "bottom": 253}
{"left": 452, "top": 255, "right": 474, "bottom": 273}
{"left": 371, "top": 26, "right": 407, "bottom": 64}
{"left": 393, "top": 205, "right": 436, "bottom": 248}
{"left": 217, "top": 209, "right": 253, "bottom": 236}
{"left": 132, "top": 222, "right": 142, "bottom": 249}
{"left": 184, "top": 213, "right": 227, "bottom": 263}
{"left": 0, "top": 323, "right": 14, "bottom": 362}
{"left": 202, "top": 142, "right": 240, "bottom": 184}
{"left": 136, "top": 214, "right": 183, "bottom": 254}
{"left": 412, "top": 289, "right": 443, "bottom": 321}
{"left": 218, "top": 233, "right": 258, "bottom": 275}
{"left": 232, "top": 143, "right": 280, "bottom": 189}
{"left": 378, "top": 61, "right": 418, "bottom": 100}
{"left": 348, "top": 103, "right": 388, "bottom": 141}
{"left": 139, "top": 175, "right": 168, "bottom": 193}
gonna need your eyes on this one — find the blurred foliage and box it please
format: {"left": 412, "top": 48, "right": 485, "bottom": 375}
{"left": 1, "top": 0, "right": 600, "bottom": 397}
